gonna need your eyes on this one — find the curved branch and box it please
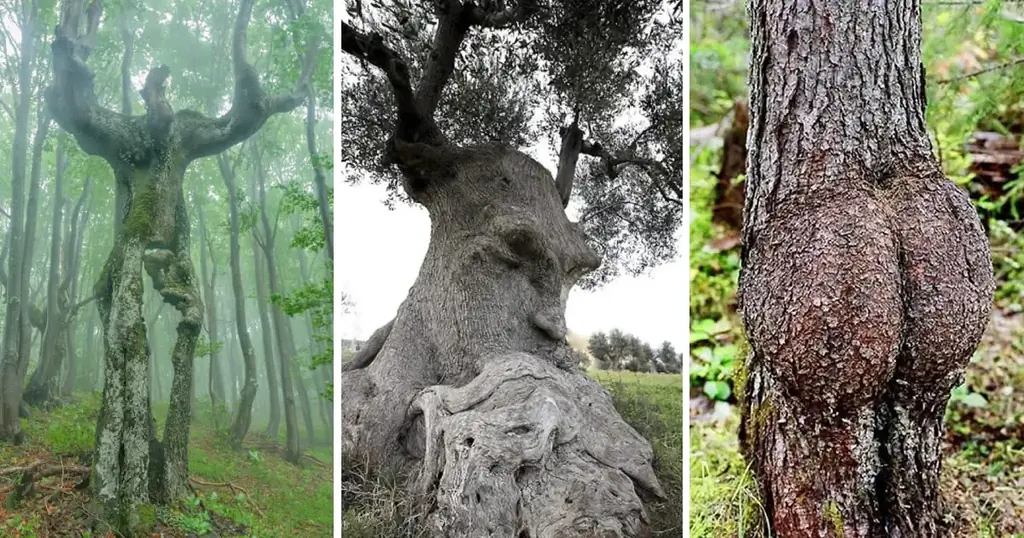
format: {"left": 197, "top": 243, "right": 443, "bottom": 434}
{"left": 181, "top": 0, "right": 313, "bottom": 161}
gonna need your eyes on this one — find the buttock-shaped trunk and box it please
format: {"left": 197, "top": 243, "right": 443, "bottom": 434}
{"left": 343, "top": 143, "right": 664, "bottom": 537}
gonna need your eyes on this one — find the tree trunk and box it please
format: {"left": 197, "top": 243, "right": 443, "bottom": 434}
{"left": 196, "top": 198, "right": 227, "bottom": 419}
{"left": 737, "top": 4, "right": 995, "bottom": 537}
{"left": 0, "top": 7, "right": 42, "bottom": 441}
{"left": 254, "top": 151, "right": 300, "bottom": 461}
{"left": 24, "top": 137, "right": 69, "bottom": 407}
{"left": 342, "top": 142, "right": 664, "bottom": 537}
{"left": 252, "top": 236, "right": 282, "bottom": 438}
{"left": 293, "top": 362, "right": 315, "bottom": 446}
{"left": 61, "top": 178, "right": 93, "bottom": 398}
{"left": 220, "top": 155, "right": 260, "bottom": 449}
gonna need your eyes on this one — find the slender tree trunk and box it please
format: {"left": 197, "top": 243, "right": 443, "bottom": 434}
{"left": 253, "top": 237, "right": 282, "bottom": 438}
{"left": 0, "top": 5, "right": 42, "bottom": 440}
{"left": 61, "top": 178, "right": 92, "bottom": 398}
{"left": 221, "top": 155, "right": 261, "bottom": 448}
{"left": 24, "top": 138, "right": 69, "bottom": 407}
{"left": 738, "top": 4, "right": 995, "bottom": 536}
{"left": 196, "top": 197, "right": 227, "bottom": 424}
{"left": 254, "top": 150, "right": 300, "bottom": 461}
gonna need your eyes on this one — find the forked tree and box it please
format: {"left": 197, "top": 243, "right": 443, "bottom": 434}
{"left": 738, "top": 3, "right": 994, "bottom": 536}
{"left": 46, "top": 0, "right": 314, "bottom": 533}
{"left": 342, "top": 1, "right": 681, "bottom": 536}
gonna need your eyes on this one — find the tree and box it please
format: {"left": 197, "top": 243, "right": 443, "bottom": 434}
{"left": 45, "top": 0, "right": 316, "bottom": 533}
{"left": 341, "top": 2, "right": 680, "bottom": 533}
{"left": 738, "top": 4, "right": 995, "bottom": 535}
{"left": 655, "top": 341, "right": 679, "bottom": 374}
{"left": 588, "top": 331, "right": 612, "bottom": 369}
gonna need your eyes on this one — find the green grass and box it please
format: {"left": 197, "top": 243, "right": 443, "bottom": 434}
{"left": 688, "top": 415, "right": 766, "bottom": 538}
{"left": 0, "top": 392, "right": 333, "bottom": 537}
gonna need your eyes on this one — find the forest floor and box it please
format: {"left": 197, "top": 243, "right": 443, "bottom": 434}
{"left": 690, "top": 310, "right": 1024, "bottom": 538}
{"left": 0, "top": 394, "right": 333, "bottom": 537}
{"left": 341, "top": 370, "right": 684, "bottom": 537}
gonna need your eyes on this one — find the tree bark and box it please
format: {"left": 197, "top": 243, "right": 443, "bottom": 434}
{"left": 738, "top": 4, "right": 995, "bottom": 537}
{"left": 342, "top": 142, "right": 664, "bottom": 537}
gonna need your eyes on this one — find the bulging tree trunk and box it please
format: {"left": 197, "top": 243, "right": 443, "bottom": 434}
{"left": 342, "top": 142, "right": 664, "bottom": 538}
{"left": 738, "top": 4, "right": 995, "bottom": 536}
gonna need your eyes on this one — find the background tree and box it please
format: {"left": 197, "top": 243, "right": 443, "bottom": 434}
{"left": 341, "top": 0, "right": 681, "bottom": 535}
{"left": 738, "top": 3, "right": 994, "bottom": 536}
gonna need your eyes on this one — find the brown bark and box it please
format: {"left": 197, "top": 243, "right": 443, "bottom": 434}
{"left": 738, "top": 3, "right": 995, "bottom": 537}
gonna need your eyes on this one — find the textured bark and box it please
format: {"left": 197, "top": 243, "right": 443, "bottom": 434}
{"left": 342, "top": 143, "right": 664, "bottom": 537}
{"left": 219, "top": 154, "right": 260, "bottom": 449}
{"left": 738, "top": 3, "right": 995, "bottom": 537}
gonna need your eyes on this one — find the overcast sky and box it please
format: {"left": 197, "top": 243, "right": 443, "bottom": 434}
{"left": 337, "top": 142, "right": 685, "bottom": 350}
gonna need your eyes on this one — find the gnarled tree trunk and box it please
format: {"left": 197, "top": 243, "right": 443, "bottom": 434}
{"left": 342, "top": 142, "right": 664, "bottom": 537}
{"left": 738, "top": 3, "right": 995, "bottom": 537}
{"left": 45, "top": 0, "right": 313, "bottom": 533}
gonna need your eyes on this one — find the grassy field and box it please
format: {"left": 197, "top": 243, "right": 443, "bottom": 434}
{"left": 689, "top": 312, "right": 1024, "bottom": 538}
{"left": 342, "top": 369, "right": 684, "bottom": 537}
{"left": 0, "top": 394, "right": 333, "bottom": 537}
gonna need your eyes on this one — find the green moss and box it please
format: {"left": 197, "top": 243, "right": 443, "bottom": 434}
{"left": 135, "top": 503, "right": 158, "bottom": 535}
{"left": 823, "top": 501, "right": 844, "bottom": 537}
{"left": 124, "top": 172, "right": 155, "bottom": 240}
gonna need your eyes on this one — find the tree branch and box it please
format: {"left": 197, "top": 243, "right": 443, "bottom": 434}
{"left": 181, "top": 0, "right": 314, "bottom": 161}
{"left": 555, "top": 120, "right": 584, "bottom": 207}
{"left": 342, "top": 21, "right": 434, "bottom": 142}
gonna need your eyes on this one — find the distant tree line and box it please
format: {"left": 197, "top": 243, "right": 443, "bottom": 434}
{"left": 586, "top": 329, "right": 682, "bottom": 373}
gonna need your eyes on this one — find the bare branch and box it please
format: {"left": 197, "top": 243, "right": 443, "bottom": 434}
{"left": 182, "top": 0, "right": 314, "bottom": 161}
{"left": 936, "top": 56, "right": 1024, "bottom": 84}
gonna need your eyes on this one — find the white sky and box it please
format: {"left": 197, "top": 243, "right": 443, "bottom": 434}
{"left": 337, "top": 144, "right": 685, "bottom": 350}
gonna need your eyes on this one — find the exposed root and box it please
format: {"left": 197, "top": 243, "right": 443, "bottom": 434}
{"left": 405, "top": 352, "right": 663, "bottom": 537}
{"left": 189, "top": 475, "right": 265, "bottom": 518}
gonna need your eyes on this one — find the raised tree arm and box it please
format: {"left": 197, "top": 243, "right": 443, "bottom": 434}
{"left": 182, "top": 0, "right": 312, "bottom": 161}
{"left": 47, "top": 0, "right": 141, "bottom": 164}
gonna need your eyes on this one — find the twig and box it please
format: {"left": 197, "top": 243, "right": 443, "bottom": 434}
{"left": 937, "top": 57, "right": 1024, "bottom": 84}
{"left": 189, "top": 476, "right": 265, "bottom": 518}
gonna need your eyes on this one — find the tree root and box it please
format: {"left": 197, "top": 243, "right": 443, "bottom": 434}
{"left": 404, "top": 352, "right": 663, "bottom": 538}
{"left": 189, "top": 476, "right": 265, "bottom": 518}
{"left": 1, "top": 461, "right": 90, "bottom": 509}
